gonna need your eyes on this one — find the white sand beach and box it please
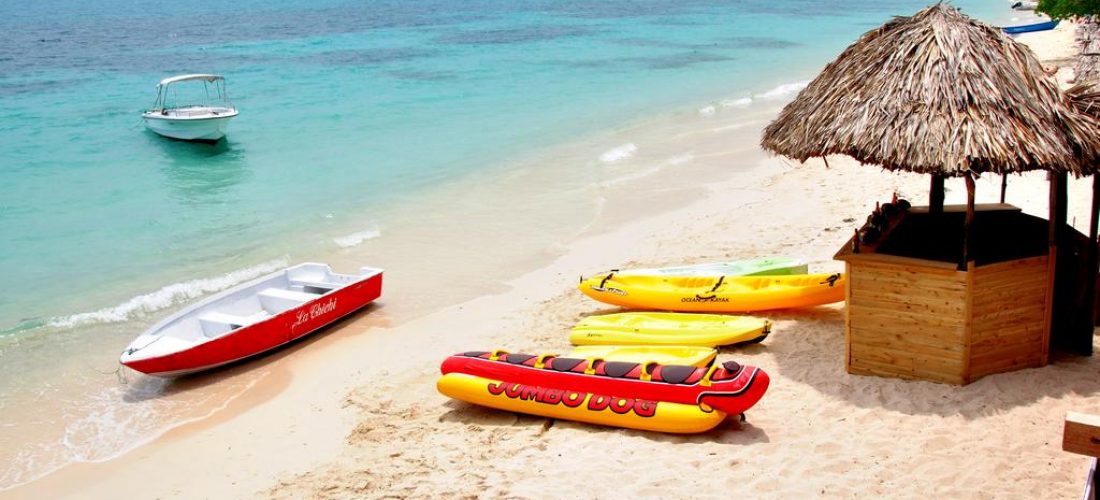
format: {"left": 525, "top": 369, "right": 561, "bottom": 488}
{"left": 9, "top": 17, "right": 1100, "bottom": 500}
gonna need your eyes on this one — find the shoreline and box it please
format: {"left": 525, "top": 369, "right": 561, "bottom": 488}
{"left": 8, "top": 13, "right": 1100, "bottom": 500}
{"left": 1, "top": 81, "right": 800, "bottom": 495}
{"left": 0, "top": 76, "right": 805, "bottom": 491}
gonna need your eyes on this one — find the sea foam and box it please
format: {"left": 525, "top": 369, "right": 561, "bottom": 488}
{"left": 333, "top": 227, "right": 381, "bottom": 248}
{"left": 696, "top": 81, "right": 808, "bottom": 118}
{"left": 2, "top": 375, "right": 262, "bottom": 490}
{"left": 596, "top": 154, "right": 693, "bottom": 188}
{"left": 722, "top": 97, "right": 753, "bottom": 108}
{"left": 759, "top": 80, "right": 809, "bottom": 99}
{"left": 46, "top": 259, "right": 289, "bottom": 329}
{"left": 599, "top": 143, "right": 638, "bottom": 163}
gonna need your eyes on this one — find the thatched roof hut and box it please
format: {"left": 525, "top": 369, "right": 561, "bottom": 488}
{"left": 761, "top": 3, "right": 1100, "bottom": 177}
{"left": 756, "top": 3, "right": 1100, "bottom": 379}
{"left": 1075, "top": 20, "right": 1100, "bottom": 83}
{"left": 1068, "top": 79, "right": 1100, "bottom": 118}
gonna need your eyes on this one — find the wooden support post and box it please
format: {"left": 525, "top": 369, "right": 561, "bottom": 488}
{"left": 930, "top": 174, "right": 945, "bottom": 214}
{"left": 960, "top": 172, "right": 976, "bottom": 271}
{"left": 1056, "top": 172, "right": 1068, "bottom": 232}
{"left": 1091, "top": 175, "right": 1100, "bottom": 328}
{"left": 1049, "top": 172, "right": 1061, "bottom": 354}
{"left": 1051, "top": 172, "right": 1068, "bottom": 243}
{"left": 1000, "top": 174, "right": 1008, "bottom": 204}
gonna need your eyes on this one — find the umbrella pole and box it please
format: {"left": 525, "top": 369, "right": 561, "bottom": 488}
{"left": 960, "top": 172, "right": 976, "bottom": 270}
{"left": 1089, "top": 175, "right": 1100, "bottom": 327}
{"left": 930, "top": 174, "right": 945, "bottom": 214}
{"left": 1001, "top": 174, "right": 1008, "bottom": 203}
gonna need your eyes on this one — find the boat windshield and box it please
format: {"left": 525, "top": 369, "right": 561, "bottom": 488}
{"left": 151, "top": 77, "right": 234, "bottom": 112}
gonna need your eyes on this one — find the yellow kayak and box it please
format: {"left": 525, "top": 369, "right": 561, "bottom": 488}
{"left": 578, "top": 273, "right": 845, "bottom": 312}
{"left": 570, "top": 312, "right": 770, "bottom": 347}
{"left": 568, "top": 345, "right": 717, "bottom": 367}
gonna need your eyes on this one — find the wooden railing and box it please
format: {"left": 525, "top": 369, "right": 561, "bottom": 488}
{"left": 1064, "top": 412, "right": 1100, "bottom": 500}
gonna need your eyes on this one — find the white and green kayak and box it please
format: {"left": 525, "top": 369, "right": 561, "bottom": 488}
{"left": 610, "top": 257, "right": 807, "bottom": 277}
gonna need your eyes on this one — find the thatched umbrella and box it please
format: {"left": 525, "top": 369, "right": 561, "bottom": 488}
{"left": 1068, "top": 79, "right": 1100, "bottom": 329}
{"left": 761, "top": 3, "right": 1100, "bottom": 268}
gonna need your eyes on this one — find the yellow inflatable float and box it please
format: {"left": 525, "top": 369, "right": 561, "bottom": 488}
{"left": 438, "top": 351, "right": 770, "bottom": 433}
{"left": 570, "top": 312, "right": 770, "bottom": 347}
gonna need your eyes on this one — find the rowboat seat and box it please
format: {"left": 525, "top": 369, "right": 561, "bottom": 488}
{"left": 199, "top": 311, "right": 269, "bottom": 338}
{"left": 291, "top": 280, "right": 339, "bottom": 294}
{"left": 258, "top": 288, "right": 317, "bottom": 314}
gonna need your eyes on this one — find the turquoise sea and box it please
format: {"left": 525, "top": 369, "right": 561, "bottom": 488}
{"left": 0, "top": 0, "right": 1011, "bottom": 489}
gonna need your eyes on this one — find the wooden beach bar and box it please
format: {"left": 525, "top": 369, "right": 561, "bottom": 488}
{"left": 761, "top": 4, "right": 1100, "bottom": 384}
{"left": 835, "top": 204, "right": 1053, "bottom": 384}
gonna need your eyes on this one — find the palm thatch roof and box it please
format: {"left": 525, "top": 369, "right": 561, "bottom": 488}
{"left": 1068, "top": 80, "right": 1100, "bottom": 119}
{"left": 761, "top": 3, "right": 1100, "bottom": 177}
{"left": 1075, "top": 20, "right": 1100, "bottom": 82}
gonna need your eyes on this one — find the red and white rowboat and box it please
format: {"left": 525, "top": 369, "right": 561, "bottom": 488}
{"left": 120, "top": 263, "right": 383, "bottom": 377}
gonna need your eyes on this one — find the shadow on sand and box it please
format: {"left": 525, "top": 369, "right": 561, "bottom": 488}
{"left": 758, "top": 305, "right": 1100, "bottom": 419}
{"left": 439, "top": 398, "right": 771, "bottom": 444}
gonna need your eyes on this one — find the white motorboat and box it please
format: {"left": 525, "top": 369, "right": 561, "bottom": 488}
{"left": 142, "top": 74, "right": 239, "bottom": 142}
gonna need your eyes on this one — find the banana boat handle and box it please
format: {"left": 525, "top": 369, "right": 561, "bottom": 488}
{"left": 440, "top": 350, "right": 769, "bottom": 416}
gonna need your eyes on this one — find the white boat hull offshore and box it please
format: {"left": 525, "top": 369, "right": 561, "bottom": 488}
{"left": 143, "top": 109, "right": 238, "bottom": 142}
{"left": 142, "top": 74, "right": 239, "bottom": 143}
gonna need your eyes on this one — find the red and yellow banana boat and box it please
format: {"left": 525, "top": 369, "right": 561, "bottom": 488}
{"left": 437, "top": 350, "right": 769, "bottom": 433}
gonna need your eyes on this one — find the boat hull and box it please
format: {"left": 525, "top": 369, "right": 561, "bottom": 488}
{"left": 1002, "top": 20, "right": 1059, "bottom": 34}
{"left": 143, "top": 113, "right": 236, "bottom": 142}
{"left": 578, "top": 273, "right": 846, "bottom": 312}
{"left": 121, "top": 271, "right": 382, "bottom": 376}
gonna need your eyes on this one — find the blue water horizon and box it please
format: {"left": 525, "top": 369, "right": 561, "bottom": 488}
{"left": 1, "top": 0, "right": 1026, "bottom": 489}
{"left": 0, "top": 0, "right": 1007, "bottom": 330}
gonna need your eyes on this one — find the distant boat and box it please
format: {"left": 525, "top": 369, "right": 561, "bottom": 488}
{"left": 142, "top": 74, "right": 239, "bottom": 143}
{"left": 1002, "top": 19, "right": 1059, "bottom": 34}
{"left": 1011, "top": 1, "right": 1038, "bottom": 11}
{"left": 120, "top": 263, "right": 383, "bottom": 377}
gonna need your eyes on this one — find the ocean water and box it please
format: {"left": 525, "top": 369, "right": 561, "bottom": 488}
{"left": 0, "top": 0, "right": 1009, "bottom": 489}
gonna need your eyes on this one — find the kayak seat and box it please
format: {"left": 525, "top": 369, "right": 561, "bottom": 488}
{"left": 199, "top": 311, "right": 267, "bottom": 338}
{"left": 259, "top": 288, "right": 317, "bottom": 314}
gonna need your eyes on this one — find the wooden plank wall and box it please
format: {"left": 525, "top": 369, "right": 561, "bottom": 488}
{"left": 847, "top": 260, "right": 969, "bottom": 384}
{"left": 969, "top": 256, "right": 1050, "bottom": 379}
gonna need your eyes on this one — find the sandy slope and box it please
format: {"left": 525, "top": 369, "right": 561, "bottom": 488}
{"left": 264, "top": 151, "right": 1100, "bottom": 499}
{"left": 10, "top": 15, "right": 1100, "bottom": 500}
